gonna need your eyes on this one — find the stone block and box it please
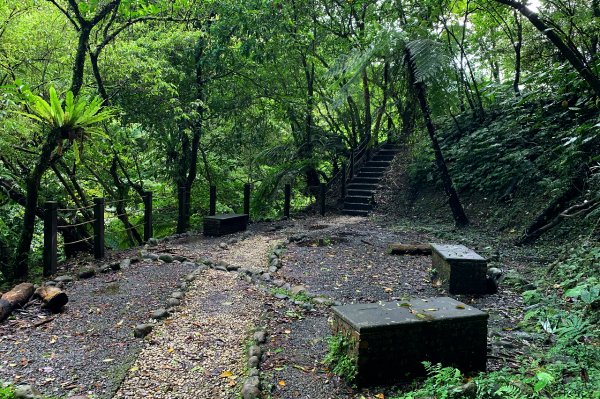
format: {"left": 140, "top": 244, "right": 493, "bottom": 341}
{"left": 431, "top": 244, "right": 487, "bottom": 295}
{"left": 331, "top": 297, "right": 488, "bottom": 386}
{"left": 203, "top": 214, "right": 249, "bottom": 236}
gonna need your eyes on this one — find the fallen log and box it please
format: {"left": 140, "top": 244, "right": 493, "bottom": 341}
{"left": 0, "top": 283, "right": 35, "bottom": 322}
{"left": 35, "top": 286, "right": 68, "bottom": 312}
{"left": 387, "top": 243, "right": 432, "bottom": 255}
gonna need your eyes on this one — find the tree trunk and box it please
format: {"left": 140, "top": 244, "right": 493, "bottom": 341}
{"left": 513, "top": 10, "right": 522, "bottom": 95}
{"left": 495, "top": 0, "right": 600, "bottom": 97}
{"left": 406, "top": 50, "right": 469, "bottom": 227}
{"left": 14, "top": 130, "right": 59, "bottom": 279}
{"left": 35, "top": 286, "right": 68, "bottom": 312}
{"left": 0, "top": 283, "right": 34, "bottom": 321}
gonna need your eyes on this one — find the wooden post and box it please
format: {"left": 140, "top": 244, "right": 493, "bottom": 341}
{"left": 177, "top": 186, "right": 186, "bottom": 234}
{"left": 243, "top": 183, "right": 251, "bottom": 216}
{"left": 341, "top": 162, "right": 347, "bottom": 199}
{"left": 350, "top": 151, "right": 355, "bottom": 179}
{"left": 93, "top": 197, "right": 105, "bottom": 259}
{"left": 284, "top": 184, "right": 291, "bottom": 218}
{"left": 209, "top": 185, "right": 216, "bottom": 216}
{"left": 143, "top": 191, "right": 153, "bottom": 242}
{"left": 43, "top": 201, "right": 58, "bottom": 277}
{"left": 319, "top": 183, "right": 326, "bottom": 216}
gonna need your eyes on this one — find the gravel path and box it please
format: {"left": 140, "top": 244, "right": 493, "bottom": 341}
{"left": 1, "top": 214, "right": 535, "bottom": 399}
{"left": 0, "top": 254, "right": 197, "bottom": 398}
{"left": 115, "top": 269, "right": 267, "bottom": 399}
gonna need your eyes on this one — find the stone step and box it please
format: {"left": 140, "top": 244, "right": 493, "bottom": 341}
{"left": 347, "top": 183, "right": 378, "bottom": 191}
{"left": 371, "top": 154, "right": 394, "bottom": 162}
{"left": 357, "top": 171, "right": 384, "bottom": 179}
{"left": 347, "top": 189, "right": 374, "bottom": 197}
{"left": 377, "top": 149, "right": 399, "bottom": 156}
{"left": 344, "top": 202, "right": 373, "bottom": 211}
{"left": 352, "top": 177, "right": 380, "bottom": 184}
{"left": 360, "top": 167, "right": 387, "bottom": 174}
{"left": 365, "top": 160, "right": 389, "bottom": 168}
{"left": 344, "top": 195, "right": 372, "bottom": 204}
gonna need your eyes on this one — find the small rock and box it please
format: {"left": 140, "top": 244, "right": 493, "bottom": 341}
{"left": 455, "top": 382, "right": 477, "bottom": 399}
{"left": 159, "top": 254, "right": 174, "bottom": 263}
{"left": 182, "top": 261, "right": 196, "bottom": 268}
{"left": 242, "top": 378, "right": 260, "bottom": 399}
{"left": 294, "top": 300, "right": 304, "bottom": 306}
{"left": 248, "top": 345, "right": 262, "bottom": 358}
{"left": 282, "top": 283, "right": 291, "bottom": 290}
{"left": 14, "top": 385, "right": 42, "bottom": 399}
{"left": 273, "top": 248, "right": 285, "bottom": 257}
{"left": 199, "top": 257, "right": 212, "bottom": 265}
{"left": 268, "top": 254, "right": 277, "bottom": 262}
{"left": 174, "top": 255, "right": 187, "bottom": 262}
{"left": 313, "top": 297, "right": 331, "bottom": 305}
{"left": 227, "top": 238, "right": 238, "bottom": 245}
{"left": 226, "top": 264, "right": 240, "bottom": 271}
{"left": 151, "top": 308, "right": 169, "bottom": 320}
{"left": 118, "top": 259, "right": 130, "bottom": 269}
{"left": 179, "top": 282, "right": 188, "bottom": 291}
{"left": 99, "top": 266, "right": 111, "bottom": 273}
{"left": 147, "top": 237, "right": 159, "bottom": 246}
{"left": 270, "top": 258, "right": 281, "bottom": 269}
{"left": 273, "top": 279, "right": 285, "bottom": 287}
{"left": 219, "top": 242, "right": 228, "bottom": 250}
{"left": 268, "top": 266, "right": 278, "bottom": 273}
{"left": 253, "top": 330, "right": 266, "bottom": 344}
{"left": 171, "top": 291, "right": 184, "bottom": 299}
{"left": 248, "top": 367, "right": 260, "bottom": 377}
{"left": 77, "top": 268, "right": 96, "bottom": 279}
{"left": 290, "top": 285, "right": 306, "bottom": 295}
{"left": 215, "top": 265, "right": 228, "bottom": 272}
{"left": 302, "top": 302, "right": 314, "bottom": 310}
{"left": 146, "top": 253, "right": 159, "bottom": 261}
{"left": 248, "top": 355, "right": 260, "bottom": 368}
{"left": 274, "top": 293, "right": 287, "bottom": 300}
{"left": 54, "top": 275, "right": 74, "bottom": 283}
{"left": 134, "top": 324, "right": 153, "bottom": 338}
{"left": 185, "top": 274, "right": 196, "bottom": 282}
{"left": 44, "top": 281, "right": 57, "bottom": 286}
{"left": 167, "top": 298, "right": 181, "bottom": 307}
{"left": 261, "top": 273, "right": 271, "bottom": 281}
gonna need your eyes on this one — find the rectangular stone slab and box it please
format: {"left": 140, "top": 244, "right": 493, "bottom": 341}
{"left": 332, "top": 297, "right": 488, "bottom": 386}
{"left": 431, "top": 243, "right": 488, "bottom": 295}
{"left": 203, "top": 214, "right": 248, "bottom": 236}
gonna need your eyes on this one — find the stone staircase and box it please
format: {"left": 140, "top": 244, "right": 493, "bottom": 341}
{"left": 342, "top": 144, "right": 400, "bottom": 216}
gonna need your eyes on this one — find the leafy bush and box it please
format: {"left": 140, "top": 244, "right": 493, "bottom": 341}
{"left": 323, "top": 333, "right": 357, "bottom": 383}
{"left": 0, "top": 385, "right": 14, "bottom": 399}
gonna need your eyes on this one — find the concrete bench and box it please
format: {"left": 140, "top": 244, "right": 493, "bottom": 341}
{"left": 332, "top": 297, "right": 488, "bottom": 386}
{"left": 431, "top": 244, "right": 488, "bottom": 295}
{"left": 203, "top": 214, "right": 248, "bottom": 236}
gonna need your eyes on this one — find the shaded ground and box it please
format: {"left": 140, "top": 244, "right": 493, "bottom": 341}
{"left": 0, "top": 215, "right": 546, "bottom": 399}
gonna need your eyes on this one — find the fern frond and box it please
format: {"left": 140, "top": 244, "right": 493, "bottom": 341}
{"left": 406, "top": 39, "right": 451, "bottom": 84}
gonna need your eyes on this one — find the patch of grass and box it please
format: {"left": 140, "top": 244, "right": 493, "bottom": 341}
{"left": 269, "top": 287, "right": 311, "bottom": 303}
{"left": 323, "top": 333, "right": 357, "bottom": 383}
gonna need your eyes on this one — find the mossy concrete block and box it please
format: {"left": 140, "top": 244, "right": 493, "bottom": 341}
{"left": 431, "top": 244, "right": 488, "bottom": 295}
{"left": 332, "top": 297, "right": 488, "bottom": 386}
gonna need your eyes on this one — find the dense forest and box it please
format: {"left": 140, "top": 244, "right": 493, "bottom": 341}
{"left": 0, "top": 0, "right": 599, "bottom": 398}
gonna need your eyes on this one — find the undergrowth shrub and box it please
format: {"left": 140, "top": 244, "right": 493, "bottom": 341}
{"left": 323, "top": 333, "right": 357, "bottom": 383}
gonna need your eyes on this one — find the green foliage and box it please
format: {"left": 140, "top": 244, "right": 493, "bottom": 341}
{"left": 323, "top": 333, "right": 357, "bottom": 383}
{"left": 0, "top": 385, "right": 14, "bottom": 399}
